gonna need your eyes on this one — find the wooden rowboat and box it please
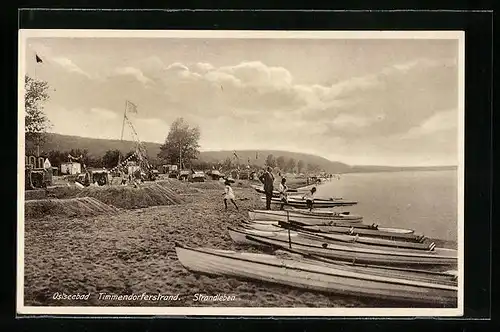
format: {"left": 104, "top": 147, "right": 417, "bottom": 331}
{"left": 239, "top": 223, "right": 432, "bottom": 251}
{"left": 175, "top": 243, "right": 457, "bottom": 306}
{"left": 228, "top": 227, "right": 457, "bottom": 266}
{"left": 248, "top": 209, "right": 363, "bottom": 223}
{"left": 246, "top": 218, "right": 422, "bottom": 242}
{"left": 278, "top": 220, "right": 423, "bottom": 242}
{"left": 261, "top": 196, "right": 358, "bottom": 208}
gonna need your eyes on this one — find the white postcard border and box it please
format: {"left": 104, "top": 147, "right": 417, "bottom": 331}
{"left": 17, "top": 29, "right": 465, "bottom": 317}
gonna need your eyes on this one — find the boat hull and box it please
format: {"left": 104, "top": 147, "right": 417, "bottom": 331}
{"left": 176, "top": 244, "right": 457, "bottom": 306}
{"left": 228, "top": 228, "right": 457, "bottom": 267}
{"left": 240, "top": 223, "right": 433, "bottom": 251}
{"left": 248, "top": 210, "right": 363, "bottom": 223}
{"left": 261, "top": 197, "right": 358, "bottom": 208}
{"left": 246, "top": 218, "right": 421, "bottom": 242}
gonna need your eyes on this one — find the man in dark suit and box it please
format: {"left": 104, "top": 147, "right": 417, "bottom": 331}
{"left": 259, "top": 167, "right": 275, "bottom": 210}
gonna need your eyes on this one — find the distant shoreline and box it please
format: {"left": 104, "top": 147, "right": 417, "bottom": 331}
{"left": 342, "top": 167, "right": 457, "bottom": 175}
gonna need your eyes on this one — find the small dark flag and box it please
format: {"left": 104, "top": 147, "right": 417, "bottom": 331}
{"left": 35, "top": 54, "right": 43, "bottom": 63}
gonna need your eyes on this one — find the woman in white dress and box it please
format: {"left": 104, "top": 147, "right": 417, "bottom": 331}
{"left": 223, "top": 180, "right": 239, "bottom": 211}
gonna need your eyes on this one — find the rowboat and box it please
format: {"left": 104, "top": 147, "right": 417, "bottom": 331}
{"left": 288, "top": 194, "right": 343, "bottom": 202}
{"left": 278, "top": 220, "right": 423, "bottom": 242}
{"left": 262, "top": 196, "right": 358, "bottom": 208}
{"left": 246, "top": 217, "right": 420, "bottom": 242}
{"left": 228, "top": 227, "right": 457, "bottom": 266}
{"left": 234, "top": 225, "right": 434, "bottom": 252}
{"left": 248, "top": 209, "right": 363, "bottom": 223}
{"left": 286, "top": 207, "right": 356, "bottom": 217}
{"left": 175, "top": 243, "right": 458, "bottom": 306}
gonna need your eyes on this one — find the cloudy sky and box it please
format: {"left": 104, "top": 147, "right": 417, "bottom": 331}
{"left": 23, "top": 34, "right": 460, "bottom": 166}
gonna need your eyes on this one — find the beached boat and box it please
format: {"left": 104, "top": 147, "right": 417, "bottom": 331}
{"left": 248, "top": 209, "right": 363, "bottom": 223}
{"left": 175, "top": 244, "right": 458, "bottom": 306}
{"left": 228, "top": 227, "right": 457, "bottom": 266}
{"left": 246, "top": 217, "right": 420, "bottom": 242}
{"left": 262, "top": 196, "right": 358, "bottom": 208}
{"left": 285, "top": 206, "right": 359, "bottom": 217}
{"left": 234, "top": 225, "right": 433, "bottom": 252}
{"left": 277, "top": 220, "right": 423, "bottom": 242}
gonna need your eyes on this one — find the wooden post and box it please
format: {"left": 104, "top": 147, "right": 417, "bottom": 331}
{"left": 287, "top": 210, "right": 292, "bottom": 249}
{"left": 179, "top": 139, "right": 182, "bottom": 171}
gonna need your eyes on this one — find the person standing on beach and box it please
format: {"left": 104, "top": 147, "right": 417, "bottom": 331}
{"left": 278, "top": 178, "right": 288, "bottom": 210}
{"left": 223, "top": 180, "right": 238, "bottom": 211}
{"left": 259, "top": 167, "right": 275, "bottom": 210}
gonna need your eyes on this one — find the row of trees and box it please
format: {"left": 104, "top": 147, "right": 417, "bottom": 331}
{"left": 45, "top": 148, "right": 164, "bottom": 170}
{"left": 264, "top": 154, "right": 321, "bottom": 174}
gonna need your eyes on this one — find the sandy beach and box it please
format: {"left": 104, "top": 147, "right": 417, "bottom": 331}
{"left": 23, "top": 177, "right": 410, "bottom": 308}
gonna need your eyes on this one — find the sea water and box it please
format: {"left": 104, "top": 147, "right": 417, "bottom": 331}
{"left": 316, "top": 170, "right": 458, "bottom": 243}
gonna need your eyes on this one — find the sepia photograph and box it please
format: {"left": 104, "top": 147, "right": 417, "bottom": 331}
{"left": 17, "top": 29, "right": 464, "bottom": 316}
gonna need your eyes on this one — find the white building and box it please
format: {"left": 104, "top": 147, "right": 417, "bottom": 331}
{"left": 60, "top": 162, "right": 82, "bottom": 175}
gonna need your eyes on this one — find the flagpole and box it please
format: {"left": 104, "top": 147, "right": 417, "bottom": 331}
{"left": 34, "top": 54, "right": 39, "bottom": 157}
{"left": 120, "top": 100, "right": 127, "bottom": 141}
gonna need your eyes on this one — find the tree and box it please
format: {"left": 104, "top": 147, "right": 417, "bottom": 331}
{"left": 68, "top": 148, "right": 101, "bottom": 169}
{"left": 297, "top": 160, "right": 305, "bottom": 173}
{"left": 158, "top": 117, "right": 201, "bottom": 169}
{"left": 276, "top": 156, "right": 286, "bottom": 170}
{"left": 307, "top": 163, "right": 320, "bottom": 173}
{"left": 25, "top": 75, "right": 52, "bottom": 156}
{"left": 46, "top": 150, "right": 68, "bottom": 168}
{"left": 265, "top": 154, "right": 276, "bottom": 168}
{"left": 286, "top": 158, "right": 296, "bottom": 173}
{"left": 102, "top": 149, "right": 123, "bottom": 169}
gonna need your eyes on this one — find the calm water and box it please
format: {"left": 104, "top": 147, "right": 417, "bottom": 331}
{"left": 316, "top": 170, "right": 458, "bottom": 243}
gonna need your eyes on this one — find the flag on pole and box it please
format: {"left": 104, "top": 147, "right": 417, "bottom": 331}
{"left": 35, "top": 54, "right": 43, "bottom": 63}
{"left": 126, "top": 100, "right": 138, "bottom": 114}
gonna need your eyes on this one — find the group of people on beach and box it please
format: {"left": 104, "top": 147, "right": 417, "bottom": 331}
{"left": 258, "top": 167, "right": 317, "bottom": 211}
{"left": 222, "top": 166, "right": 318, "bottom": 211}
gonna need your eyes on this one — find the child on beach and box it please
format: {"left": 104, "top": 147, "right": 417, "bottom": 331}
{"left": 278, "top": 178, "right": 288, "bottom": 210}
{"left": 223, "top": 180, "right": 239, "bottom": 211}
{"left": 302, "top": 187, "right": 317, "bottom": 211}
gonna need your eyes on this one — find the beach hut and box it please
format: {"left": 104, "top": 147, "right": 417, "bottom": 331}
{"left": 60, "top": 162, "right": 82, "bottom": 175}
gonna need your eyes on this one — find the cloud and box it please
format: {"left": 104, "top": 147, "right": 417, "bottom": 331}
{"left": 218, "top": 61, "right": 293, "bottom": 89}
{"left": 113, "top": 67, "right": 153, "bottom": 85}
{"left": 402, "top": 109, "right": 458, "bottom": 139}
{"left": 303, "top": 57, "right": 458, "bottom": 140}
{"left": 89, "top": 107, "right": 119, "bottom": 119}
{"left": 28, "top": 42, "right": 93, "bottom": 79}
{"left": 45, "top": 106, "right": 122, "bottom": 139}
{"left": 51, "top": 57, "right": 92, "bottom": 78}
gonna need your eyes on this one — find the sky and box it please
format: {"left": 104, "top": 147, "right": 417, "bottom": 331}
{"left": 23, "top": 34, "right": 461, "bottom": 166}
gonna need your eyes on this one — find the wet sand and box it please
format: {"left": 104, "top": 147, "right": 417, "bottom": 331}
{"left": 24, "top": 179, "right": 405, "bottom": 308}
